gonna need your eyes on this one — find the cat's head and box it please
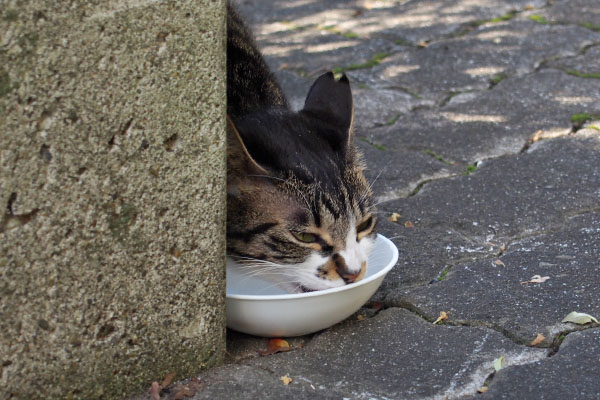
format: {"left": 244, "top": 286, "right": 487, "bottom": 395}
{"left": 227, "top": 72, "right": 377, "bottom": 293}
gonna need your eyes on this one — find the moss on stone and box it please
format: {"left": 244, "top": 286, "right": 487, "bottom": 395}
{"left": 564, "top": 69, "right": 600, "bottom": 79}
{"left": 581, "top": 22, "right": 600, "bottom": 32}
{"left": 528, "top": 15, "right": 548, "bottom": 24}
{"left": 571, "top": 113, "right": 600, "bottom": 125}
{"left": 332, "top": 52, "right": 390, "bottom": 74}
{"left": 490, "top": 10, "right": 517, "bottom": 23}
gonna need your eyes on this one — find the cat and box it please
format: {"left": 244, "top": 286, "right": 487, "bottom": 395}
{"left": 226, "top": 2, "right": 377, "bottom": 293}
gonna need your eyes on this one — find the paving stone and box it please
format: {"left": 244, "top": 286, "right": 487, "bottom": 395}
{"left": 545, "top": 44, "right": 600, "bottom": 78}
{"left": 373, "top": 222, "right": 502, "bottom": 296}
{"left": 352, "top": 20, "right": 600, "bottom": 102}
{"left": 374, "top": 134, "right": 600, "bottom": 298}
{"left": 357, "top": 140, "right": 462, "bottom": 201}
{"left": 395, "top": 211, "right": 600, "bottom": 344}
{"left": 538, "top": 0, "right": 600, "bottom": 28}
{"left": 233, "top": 0, "right": 361, "bottom": 26}
{"left": 262, "top": 32, "right": 399, "bottom": 81}
{"left": 378, "top": 135, "right": 600, "bottom": 239}
{"left": 191, "top": 309, "right": 547, "bottom": 399}
{"left": 352, "top": 86, "right": 428, "bottom": 129}
{"left": 334, "top": 0, "right": 547, "bottom": 45}
{"left": 367, "top": 70, "right": 600, "bottom": 163}
{"left": 477, "top": 328, "right": 600, "bottom": 399}
{"left": 236, "top": 0, "right": 546, "bottom": 45}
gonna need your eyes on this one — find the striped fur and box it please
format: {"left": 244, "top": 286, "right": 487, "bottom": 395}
{"left": 226, "top": 3, "right": 377, "bottom": 293}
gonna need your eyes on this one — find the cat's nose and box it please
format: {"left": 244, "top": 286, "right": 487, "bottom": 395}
{"left": 341, "top": 271, "right": 361, "bottom": 283}
{"left": 332, "top": 254, "right": 362, "bottom": 283}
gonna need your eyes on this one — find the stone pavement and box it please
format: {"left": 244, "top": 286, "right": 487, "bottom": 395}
{"left": 134, "top": 0, "right": 600, "bottom": 398}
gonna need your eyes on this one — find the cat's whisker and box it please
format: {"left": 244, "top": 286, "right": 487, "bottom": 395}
{"left": 368, "top": 166, "right": 386, "bottom": 191}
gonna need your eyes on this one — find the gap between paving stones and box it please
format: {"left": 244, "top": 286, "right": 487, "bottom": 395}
{"left": 377, "top": 111, "right": 595, "bottom": 204}
{"left": 380, "top": 205, "right": 600, "bottom": 348}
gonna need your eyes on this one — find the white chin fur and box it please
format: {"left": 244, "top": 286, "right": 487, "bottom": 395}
{"left": 288, "top": 234, "right": 377, "bottom": 292}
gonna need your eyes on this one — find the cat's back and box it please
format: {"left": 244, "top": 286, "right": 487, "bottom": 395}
{"left": 227, "top": 3, "right": 289, "bottom": 119}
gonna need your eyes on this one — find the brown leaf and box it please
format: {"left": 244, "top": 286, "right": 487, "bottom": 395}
{"left": 173, "top": 387, "right": 195, "bottom": 400}
{"left": 495, "top": 259, "right": 505, "bottom": 267}
{"left": 404, "top": 221, "right": 414, "bottom": 228}
{"left": 357, "top": 314, "right": 365, "bottom": 321}
{"left": 433, "top": 311, "right": 448, "bottom": 325}
{"left": 388, "top": 212, "right": 400, "bottom": 222}
{"left": 280, "top": 375, "right": 292, "bottom": 385}
{"left": 149, "top": 382, "right": 161, "bottom": 400}
{"left": 258, "top": 338, "right": 291, "bottom": 356}
{"left": 161, "top": 371, "right": 176, "bottom": 388}
{"left": 530, "top": 333, "right": 545, "bottom": 346}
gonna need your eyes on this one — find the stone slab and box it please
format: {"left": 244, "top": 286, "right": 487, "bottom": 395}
{"left": 357, "top": 139, "right": 462, "bottom": 200}
{"left": 537, "top": 0, "right": 600, "bottom": 28}
{"left": 394, "top": 209, "right": 600, "bottom": 344}
{"left": 375, "top": 134, "right": 600, "bottom": 295}
{"left": 477, "top": 328, "right": 600, "bottom": 399}
{"left": 352, "top": 20, "right": 600, "bottom": 102}
{"left": 545, "top": 44, "right": 600, "bottom": 78}
{"left": 355, "top": 0, "right": 548, "bottom": 45}
{"left": 186, "top": 309, "right": 546, "bottom": 399}
{"left": 379, "top": 135, "right": 600, "bottom": 239}
{"left": 367, "top": 70, "right": 600, "bottom": 163}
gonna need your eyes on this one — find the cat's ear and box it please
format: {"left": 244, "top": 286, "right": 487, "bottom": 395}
{"left": 227, "top": 115, "right": 268, "bottom": 175}
{"left": 303, "top": 71, "right": 354, "bottom": 139}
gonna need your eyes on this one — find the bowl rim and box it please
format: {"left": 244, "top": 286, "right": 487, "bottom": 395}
{"left": 226, "top": 233, "right": 398, "bottom": 301}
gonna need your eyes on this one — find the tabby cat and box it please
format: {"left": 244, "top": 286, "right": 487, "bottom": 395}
{"left": 226, "top": 2, "right": 377, "bottom": 293}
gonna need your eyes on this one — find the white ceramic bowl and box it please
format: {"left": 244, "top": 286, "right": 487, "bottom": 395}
{"left": 226, "top": 234, "right": 398, "bottom": 337}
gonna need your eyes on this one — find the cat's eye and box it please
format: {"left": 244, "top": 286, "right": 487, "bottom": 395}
{"left": 292, "top": 232, "right": 318, "bottom": 243}
{"left": 356, "top": 216, "right": 373, "bottom": 233}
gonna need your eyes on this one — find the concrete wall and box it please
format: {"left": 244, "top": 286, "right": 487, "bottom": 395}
{"left": 0, "top": 1, "right": 226, "bottom": 398}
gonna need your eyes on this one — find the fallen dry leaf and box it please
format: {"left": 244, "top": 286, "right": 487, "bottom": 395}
{"left": 388, "top": 212, "right": 400, "bottom": 222}
{"left": 477, "top": 386, "right": 488, "bottom": 393}
{"left": 520, "top": 275, "right": 550, "bottom": 284}
{"left": 357, "top": 314, "right": 365, "bottom": 321}
{"left": 149, "top": 381, "right": 161, "bottom": 400}
{"left": 259, "top": 338, "right": 291, "bottom": 356}
{"left": 561, "top": 311, "right": 599, "bottom": 325}
{"left": 433, "top": 311, "right": 448, "bottom": 325}
{"left": 493, "top": 354, "right": 505, "bottom": 372}
{"left": 530, "top": 333, "right": 545, "bottom": 346}
{"left": 280, "top": 375, "right": 292, "bottom": 385}
{"left": 173, "top": 387, "right": 195, "bottom": 400}
{"left": 161, "top": 371, "right": 176, "bottom": 388}
{"left": 495, "top": 259, "right": 505, "bottom": 267}
{"left": 404, "top": 221, "right": 414, "bottom": 228}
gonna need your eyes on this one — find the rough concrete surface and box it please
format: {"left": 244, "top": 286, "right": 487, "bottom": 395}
{"left": 1, "top": 1, "right": 226, "bottom": 399}
{"left": 133, "top": 0, "right": 600, "bottom": 399}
